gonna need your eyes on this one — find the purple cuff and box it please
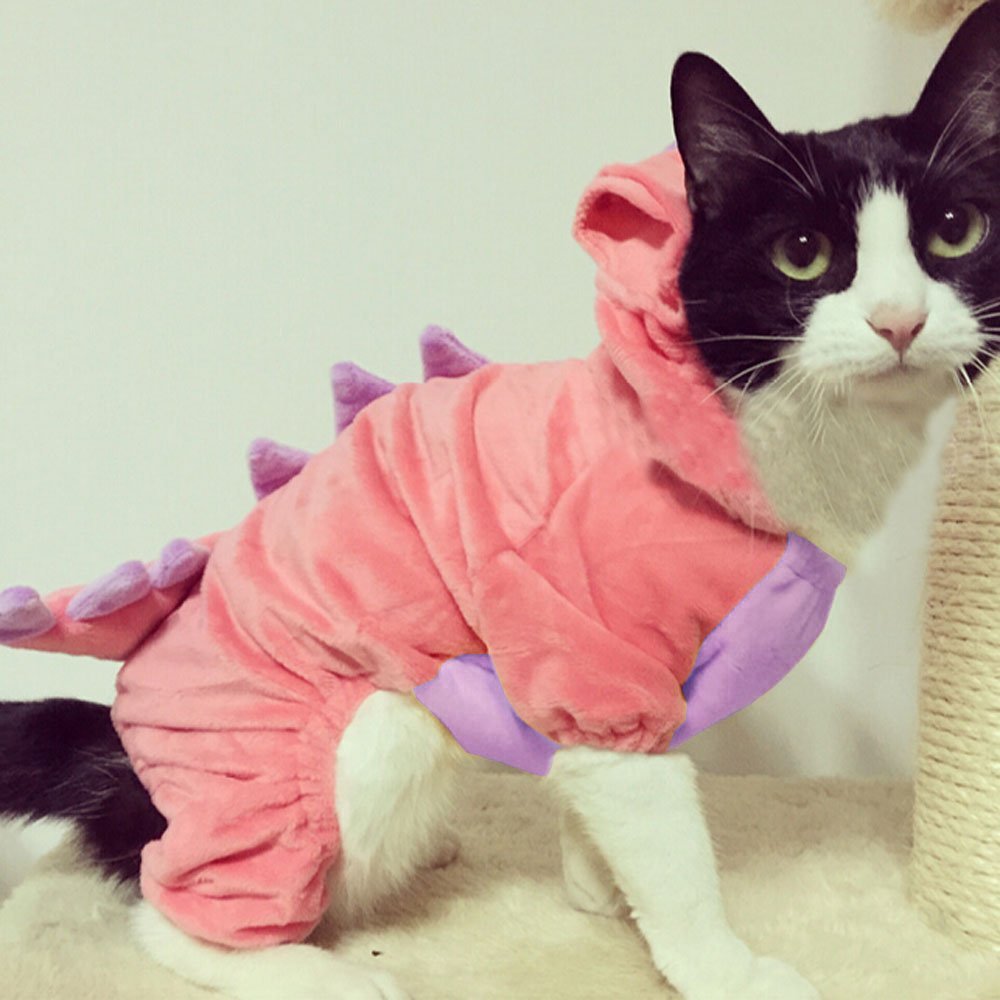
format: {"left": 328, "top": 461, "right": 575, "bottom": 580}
{"left": 414, "top": 654, "right": 559, "bottom": 776}
{"left": 415, "top": 535, "right": 843, "bottom": 773}
{"left": 671, "top": 533, "right": 845, "bottom": 746}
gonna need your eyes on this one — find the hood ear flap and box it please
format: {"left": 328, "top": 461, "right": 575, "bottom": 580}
{"left": 573, "top": 148, "right": 691, "bottom": 329}
{"left": 573, "top": 145, "right": 785, "bottom": 535}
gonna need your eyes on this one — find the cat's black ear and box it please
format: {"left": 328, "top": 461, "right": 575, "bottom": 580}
{"left": 670, "top": 52, "right": 784, "bottom": 217}
{"left": 910, "top": 0, "right": 1000, "bottom": 153}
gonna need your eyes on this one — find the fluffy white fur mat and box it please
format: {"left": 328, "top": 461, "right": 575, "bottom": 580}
{"left": 1, "top": 769, "right": 998, "bottom": 1000}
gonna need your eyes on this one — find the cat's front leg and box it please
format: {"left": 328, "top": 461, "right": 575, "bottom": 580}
{"left": 548, "top": 747, "right": 818, "bottom": 1000}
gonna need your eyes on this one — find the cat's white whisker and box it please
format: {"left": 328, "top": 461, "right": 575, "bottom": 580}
{"left": 785, "top": 283, "right": 804, "bottom": 326}
{"left": 690, "top": 333, "right": 802, "bottom": 345}
{"left": 923, "top": 65, "right": 1000, "bottom": 178}
{"left": 729, "top": 355, "right": 801, "bottom": 414}
{"left": 803, "top": 135, "right": 824, "bottom": 194}
{"left": 935, "top": 129, "right": 1000, "bottom": 181}
{"left": 742, "top": 149, "right": 814, "bottom": 199}
{"left": 706, "top": 96, "right": 821, "bottom": 197}
{"left": 699, "top": 355, "right": 787, "bottom": 402}
{"left": 805, "top": 378, "right": 832, "bottom": 449}
{"left": 933, "top": 121, "right": 990, "bottom": 177}
{"left": 740, "top": 364, "right": 810, "bottom": 438}
{"left": 957, "top": 365, "right": 995, "bottom": 450}
{"left": 969, "top": 295, "right": 1000, "bottom": 314}
{"left": 967, "top": 354, "right": 1000, "bottom": 395}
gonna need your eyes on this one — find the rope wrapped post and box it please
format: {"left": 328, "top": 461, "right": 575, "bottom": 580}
{"left": 873, "top": 0, "right": 1000, "bottom": 950}
{"left": 911, "top": 372, "right": 1000, "bottom": 950}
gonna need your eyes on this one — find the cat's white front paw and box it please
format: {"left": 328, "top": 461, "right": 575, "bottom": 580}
{"left": 724, "top": 956, "right": 820, "bottom": 1000}
{"left": 680, "top": 949, "right": 818, "bottom": 1000}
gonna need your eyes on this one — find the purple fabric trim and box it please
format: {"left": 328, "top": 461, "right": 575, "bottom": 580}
{"left": 416, "top": 536, "right": 843, "bottom": 772}
{"left": 0, "top": 586, "right": 55, "bottom": 644}
{"left": 330, "top": 329, "right": 487, "bottom": 435}
{"left": 420, "top": 326, "right": 489, "bottom": 380}
{"left": 150, "top": 539, "right": 211, "bottom": 590}
{"left": 330, "top": 362, "right": 395, "bottom": 435}
{"left": 414, "top": 654, "right": 559, "bottom": 776}
{"left": 670, "top": 534, "right": 846, "bottom": 746}
{"left": 247, "top": 438, "right": 313, "bottom": 500}
{"left": 66, "top": 561, "right": 152, "bottom": 622}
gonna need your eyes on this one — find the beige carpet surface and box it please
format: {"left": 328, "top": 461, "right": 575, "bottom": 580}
{"left": 1, "top": 770, "right": 998, "bottom": 999}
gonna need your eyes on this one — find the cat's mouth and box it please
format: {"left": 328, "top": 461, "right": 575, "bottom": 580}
{"left": 857, "top": 362, "right": 916, "bottom": 382}
{"left": 800, "top": 335, "right": 980, "bottom": 394}
{"left": 845, "top": 363, "right": 921, "bottom": 399}
{"left": 797, "top": 355, "right": 924, "bottom": 390}
{"left": 842, "top": 356, "right": 960, "bottom": 405}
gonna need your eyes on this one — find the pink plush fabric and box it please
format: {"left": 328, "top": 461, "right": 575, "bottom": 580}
{"left": 113, "top": 345, "right": 786, "bottom": 947}
{"left": 24, "top": 149, "right": 798, "bottom": 949}
{"left": 574, "top": 149, "right": 784, "bottom": 534}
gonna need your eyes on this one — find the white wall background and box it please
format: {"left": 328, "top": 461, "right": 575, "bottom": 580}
{"left": 0, "top": 1, "right": 950, "bottom": 898}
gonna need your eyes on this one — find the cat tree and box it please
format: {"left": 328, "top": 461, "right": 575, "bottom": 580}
{"left": 872, "top": 0, "right": 1000, "bottom": 954}
{"left": 912, "top": 374, "right": 1000, "bottom": 950}
{"left": 879, "top": 0, "right": 985, "bottom": 31}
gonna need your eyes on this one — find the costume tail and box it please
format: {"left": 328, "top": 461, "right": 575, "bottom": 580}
{"left": 0, "top": 698, "right": 164, "bottom": 882}
{"left": 0, "top": 535, "right": 219, "bottom": 660}
{"left": 0, "top": 326, "right": 488, "bottom": 663}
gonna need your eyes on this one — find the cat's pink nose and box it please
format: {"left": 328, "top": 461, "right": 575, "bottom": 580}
{"left": 866, "top": 307, "right": 926, "bottom": 356}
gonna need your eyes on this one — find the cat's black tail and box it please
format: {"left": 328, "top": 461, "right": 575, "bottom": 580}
{"left": 0, "top": 699, "right": 165, "bottom": 883}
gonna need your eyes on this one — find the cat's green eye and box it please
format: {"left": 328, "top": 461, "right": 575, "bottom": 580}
{"left": 770, "top": 230, "right": 833, "bottom": 281}
{"left": 927, "top": 203, "right": 987, "bottom": 259}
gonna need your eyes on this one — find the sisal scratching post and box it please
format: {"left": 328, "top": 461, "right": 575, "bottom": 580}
{"left": 875, "top": 0, "right": 1000, "bottom": 952}
{"left": 911, "top": 371, "right": 1000, "bottom": 950}
{"left": 875, "top": 0, "right": 987, "bottom": 31}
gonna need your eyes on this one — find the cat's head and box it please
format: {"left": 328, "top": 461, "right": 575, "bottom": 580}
{"left": 671, "top": 0, "right": 1000, "bottom": 410}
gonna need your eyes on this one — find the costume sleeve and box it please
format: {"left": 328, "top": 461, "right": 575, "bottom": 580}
{"left": 466, "top": 450, "right": 794, "bottom": 757}
{"left": 670, "top": 534, "right": 845, "bottom": 746}
{"left": 458, "top": 439, "right": 700, "bottom": 755}
{"left": 473, "top": 546, "right": 687, "bottom": 755}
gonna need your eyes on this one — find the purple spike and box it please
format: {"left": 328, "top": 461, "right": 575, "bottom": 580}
{"left": 0, "top": 587, "right": 56, "bottom": 644}
{"left": 150, "top": 538, "right": 211, "bottom": 589}
{"left": 248, "top": 438, "right": 312, "bottom": 500}
{"left": 66, "top": 561, "right": 152, "bottom": 622}
{"left": 420, "top": 326, "right": 489, "bottom": 380}
{"left": 331, "top": 362, "right": 395, "bottom": 435}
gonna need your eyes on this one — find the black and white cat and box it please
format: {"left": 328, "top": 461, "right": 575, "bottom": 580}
{"left": 3, "top": 3, "right": 1000, "bottom": 998}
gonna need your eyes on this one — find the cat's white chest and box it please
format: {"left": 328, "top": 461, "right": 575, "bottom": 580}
{"left": 734, "top": 376, "right": 947, "bottom": 562}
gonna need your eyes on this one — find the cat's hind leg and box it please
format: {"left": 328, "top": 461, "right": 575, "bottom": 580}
{"left": 132, "top": 901, "right": 409, "bottom": 1000}
{"left": 129, "top": 690, "right": 458, "bottom": 1000}
{"left": 328, "top": 690, "right": 461, "bottom": 926}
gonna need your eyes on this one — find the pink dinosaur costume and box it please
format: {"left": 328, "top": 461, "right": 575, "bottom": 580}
{"left": 0, "top": 148, "right": 844, "bottom": 949}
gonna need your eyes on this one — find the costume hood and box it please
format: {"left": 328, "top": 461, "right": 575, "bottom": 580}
{"left": 574, "top": 147, "right": 785, "bottom": 535}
